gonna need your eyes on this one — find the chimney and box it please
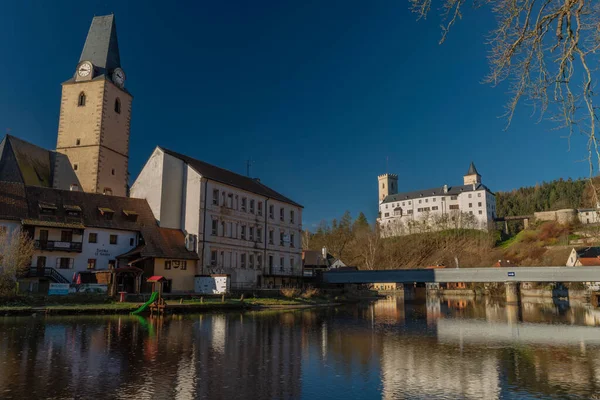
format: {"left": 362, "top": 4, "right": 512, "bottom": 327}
{"left": 443, "top": 184, "right": 448, "bottom": 194}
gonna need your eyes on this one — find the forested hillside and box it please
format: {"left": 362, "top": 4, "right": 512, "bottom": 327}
{"left": 495, "top": 178, "right": 592, "bottom": 217}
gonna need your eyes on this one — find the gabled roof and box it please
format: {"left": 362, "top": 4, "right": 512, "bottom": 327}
{"left": 465, "top": 162, "right": 480, "bottom": 176}
{"left": 0, "top": 135, "right": 54, "bottom": 187}
{"left": 381, "top": 183, "right": 493, "bottom": 204}
{"left": 575, "top": 247, "right": 600, "bottom": 258}
{"left": 0, "top": 182, "right": 28, "bottom": 221}
{"left": 160, "top": 147, "right": 302, "bottom": 207}
{"left": 80, "top": 15, "right": 121, "bottom": 74}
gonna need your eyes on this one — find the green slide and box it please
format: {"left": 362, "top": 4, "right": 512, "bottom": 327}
{"left": 131, "top": 292, "right": 159, "bottom": 315}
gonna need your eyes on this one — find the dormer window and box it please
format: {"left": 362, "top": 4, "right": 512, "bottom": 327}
{"left": 64, "top": 204, "right": 82, "bottom": 217}
{"left": 39, "top": 202, "right": 57, "bottom": 215}
{"left": 114, "top": 98, "right": 121, "bottom": 114}
{"left": 122, "top": 210, "right": 138, "bottom": 222}
{"left": 98, "top": 207, "right": 114, "bottom": 220}
{"left": 78, "top": 92, "right": 86, "bottom": 107}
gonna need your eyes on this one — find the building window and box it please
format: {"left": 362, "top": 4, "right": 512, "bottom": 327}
{"left": 402, "top": 202, "right": 405, "bottom": 206}
{"left": 290, "top": 257, "right": 295, "bottom": 270}
{"left": 432, "top": 206, "right": 438, "bottom": 211}
{"left": 258, "top": 202, "right": 263, "bottom": 216}
{"left": 212, "top": 189, "right": 219, "bottom": 205}
{"left": 74, "top": 163, "right": 78, "bottom": 171}
{"left": 408, "top": 201, "right": 412, "bottom": 205}
{"left": 249, "top": 254, "right": 254, "bottom": 268}
{"left": 257, "top": 254, "right": 263, "bottom": 268}
{"left": 39, "top": 229, "right": 49, "bottom": 242}
{"left": 280, "top": 208, "right": 285, "bottom": 221}
{"left": 110, "top": 234, "right": 118, "bottom": 245}
{"left": 61, "top": 230, "right": 73, "bottom": 242}
{"left": 227, "top": 193, "right": 233, "bottom": 208}
{"left": 449, "top": 205, "right": 459, "bottom": 210}
{"left": 227, "top": 222, "right": 233, "bottom": 238}
{"left": 425, "top": 199, "right": 428, "bottom": 203}
{"left": 87, "top": 259, "right": 96, "bottom": 270}
{"left": 407, "top": 210, "right": 413, "bottom": 214}
{"left": 269, "top": 205, "right": 274, "bottom": 219}
{"left": 114, "top": 98, "right": 121, "bottom": 114}
{"left": 451, "top": 196, "right": 457, "bottom": 200}
{"left": 76, "top": 138, "right": 81, "bottom": 145}
{"left": 468, "top": 194, "right": 472, "bottom": 198}
{"left": 269, "top": 230, "right": 274, "bottom": 244}
{"left": 479, "top": 210, "right": 483, "bottom": 215}
{"left": 290, "top": 233, "right": 295, "bottom": 248}
{"left": 478, "top": 202, "right": 482, "bottom": 207}
{"left": 111, "top": 168, "right": 115, "bottom": 176}
{"left": 211, "top": 219, "right": 218, "bottom": 235}
{"left": 290, "top": 210, "right": 295, "bottom": 223}
{"left": 241, "top": 254, "right": 246, "bottom": 268}
{"left": 88, "top": 233, "right": 97, "bottom": 243}
{"left": 221, "top": 221, "right": 226, "bottom": 237}
{"left": 108, "top": 260, "right": 116, "bottom": 269}
{"left": 257, "top": 228, "right": 263, "bottom": 242}
{"left": 280, "top": 231, "right": 285, "bottom": 246}
{"left": 250, "top": 200, "right": 255, "bottom": 214}
{"left": 57, "top": 258, "right": 74, "bottom": 269}
{"left": 241, "top": 225, "right": 246, "bottom": 240}
{"left": 130, "top": 238, "right": 134, "bottom": 246}
{"left": 385, "top": 212, "right": 390, "bottom": 217}
{"left": 103, "top": 188, "right": 113, "bottom": 196}
{"left": 165, "top": 260, "right": 172, "bottom": 270}
{"left": 280, "top": 257, "right": 285, "bottom": 271}
{"left": 419, "top": 200, "right": 422, "bottom": 204}
{"left": 269, "top": 255, "right": 274, "bottom": 270}
{"left": 210, "top": 250, "right": 217, "bottom": 266}
{"left": 241, "top": 197, "right": 247, "bottom": 212}
{"left": 469, "top": 203, "right": 472, "bottom": 208}
{"left": 249, "top": 227, "right": 254, "bottom": 241}
{"left": 78, "top": 92, "right": 86, "bottom": 106}
{"left": 478, "top": 193, "right": 482, "bottom": 197}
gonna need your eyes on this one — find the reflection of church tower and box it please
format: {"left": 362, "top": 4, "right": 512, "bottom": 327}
{"left": 54, "top": 15, "right": 132, "bottom": 197}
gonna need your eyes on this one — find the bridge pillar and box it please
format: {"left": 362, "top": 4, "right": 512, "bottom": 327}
{"left": 504, "top": 221, "right": 509, "bottom": 235}
{"left": 523, "top": 218, "right": 529, "bottom": 229}
{"left": 505, "top": 281, "right": 520, "bottom": 305}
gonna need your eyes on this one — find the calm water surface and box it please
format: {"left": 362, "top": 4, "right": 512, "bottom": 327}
{"left": 1, "top": 297, "right": 600, "bottom": 399}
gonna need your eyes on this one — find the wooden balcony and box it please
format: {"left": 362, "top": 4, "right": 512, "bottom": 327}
{"left": 35, "top": 240, "right": 83, "bottom": 252}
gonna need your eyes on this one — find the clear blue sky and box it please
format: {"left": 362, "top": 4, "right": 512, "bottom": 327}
{"left": 0, "top": 1, "right": 591, "bottom": 230}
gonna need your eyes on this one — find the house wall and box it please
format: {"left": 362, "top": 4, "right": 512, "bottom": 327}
{"left": 184, "top": 166, "right": 202, "bottom": 237}
{"left": 153, "top": 258, "right": 196, "bottom": 292}
{"left": 31, "top": 226, "right": 138, "bottom": 281}
{"left": 159, "top": 151, "right": 185, "bottom": 229}
{"left": 130, "top": 148, "right": 164, "bottom": 223}
{"left": 578, "top": 210, "right": 600, "bottom": 225}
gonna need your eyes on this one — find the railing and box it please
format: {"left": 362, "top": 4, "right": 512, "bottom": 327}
{"left": 35, "top": 240, "right": 83, "bottom": 252}
{"left": 25, "top": 267, "right": 71, "bottom": 284}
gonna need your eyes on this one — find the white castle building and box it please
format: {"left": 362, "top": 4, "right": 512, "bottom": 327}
{"left": 377, "top": 163, "right": 496, "bottom": 236}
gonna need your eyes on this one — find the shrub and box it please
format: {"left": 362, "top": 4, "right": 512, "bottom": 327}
{"left": 280, "top": 288, "right": 300, "bottom": 298}
{"left": 301, "top": 287, "right": 320, "bottom": 299}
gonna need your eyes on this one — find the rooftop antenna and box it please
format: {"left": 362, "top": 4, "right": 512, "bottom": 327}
{"left": 246, "top": 158, "right": 255, "bottom": 177}
{"left": 386, "top": 156, "right": 389, "bottom": 174}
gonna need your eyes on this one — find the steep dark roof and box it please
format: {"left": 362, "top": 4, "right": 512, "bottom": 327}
{"left": 160, "top": 147, "right": 302, "bottom": 208}
{"left": 465, "top": 162, "right": 479, "bottom": 176}
{"left": 575, "top": 247, "right": 600, "bottom": 258}
{"left": 382, "top": 183, "right": 493, "bottom": 204}
{"left": 21, "top": 186, "right": 197, "bottom": 260}
{"left": 79, "top": 15, "right": 121, "bottom": 74}
{"left": 0, "top": 182, "right": 28, "bottom": 221}
{"left": 0, "top": 135, "right": 54, "bottom": 187}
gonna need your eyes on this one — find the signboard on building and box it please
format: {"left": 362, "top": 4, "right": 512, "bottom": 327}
{"left": 195, "top": 275, "right": 230, "bottom": 294}
{"left": 48, "top": 283, "right": 70, "bottom": 296}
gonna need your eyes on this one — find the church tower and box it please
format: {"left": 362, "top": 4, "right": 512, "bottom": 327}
{"left": 378, "top": 173, "right": 398, "bottom": 202}
{"left": 463, "top": 162, "right": 481, "bottom": 186}
{"left": 54, "top": 15, "right": 132, "bottom": 197}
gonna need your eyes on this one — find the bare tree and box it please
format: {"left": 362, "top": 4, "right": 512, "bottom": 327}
{"left": 0, "top": 228, "right": 35, "bottom": 293}
{"left": 411, "top": 0, "right": 600, "bottom": 203}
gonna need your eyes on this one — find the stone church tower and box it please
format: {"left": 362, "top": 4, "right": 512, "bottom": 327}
{"left": 54, "top": 15, "right": 132, "bottom": 197}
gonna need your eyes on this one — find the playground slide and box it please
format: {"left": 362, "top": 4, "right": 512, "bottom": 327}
{"left": 131, "top": 292, "right": 159, "bottom": 315}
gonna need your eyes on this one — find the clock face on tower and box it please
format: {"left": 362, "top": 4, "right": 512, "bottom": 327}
{"left": 77, "top": 61, "right": 93, "bottom": 77}
{"left": 112, "top": 68, "right": 125, "bottom": 87}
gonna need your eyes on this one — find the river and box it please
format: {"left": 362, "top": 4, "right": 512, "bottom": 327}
{"left": 0, "top": 297, "right": 599, "bottom": 399}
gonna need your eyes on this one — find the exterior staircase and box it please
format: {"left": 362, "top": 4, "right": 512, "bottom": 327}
{"left": 24, "top": 267, "right": 71, "bottom": 284}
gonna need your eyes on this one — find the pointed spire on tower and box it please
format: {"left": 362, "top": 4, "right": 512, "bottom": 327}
{"left": 79, "top": 14, "right": 121, "bottom": 74}
{"left": 465, "top": 162, "right": 479, "bottom": 176}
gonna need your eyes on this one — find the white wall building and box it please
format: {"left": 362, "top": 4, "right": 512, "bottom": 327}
{"left": 377, "top": 163, "right": 496, "bottom": 237}
{"left": 131, "top": 147, "right": 303, "bottom": 288}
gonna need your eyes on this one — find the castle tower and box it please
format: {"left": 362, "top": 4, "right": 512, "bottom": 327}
{"left": 54, "top": 15, "right": 132, "bottom": 197}
{"left": 463, "top": 162, "right": 481, "bottom": 186}
{"left": 378, "top": 174, "right": 398, "bottom": 202}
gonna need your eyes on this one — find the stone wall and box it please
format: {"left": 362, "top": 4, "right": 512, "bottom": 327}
{"left": 534, "top": 209, "right": 577, "bottom": 224}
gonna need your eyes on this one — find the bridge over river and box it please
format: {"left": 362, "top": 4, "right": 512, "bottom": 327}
{"left": 322, "top": 266, "right": 600, "bottom": 303}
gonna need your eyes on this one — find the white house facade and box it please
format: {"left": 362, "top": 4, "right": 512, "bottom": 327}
{"left": 377, "top": 163, "right": 496, "bottom": 237}
{"left": 131, "top": 147, "right": 303, "bottom": 288}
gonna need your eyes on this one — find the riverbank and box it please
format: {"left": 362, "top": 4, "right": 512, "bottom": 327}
{"left": 0, "top": 296, "right": 365, "bottom": 316}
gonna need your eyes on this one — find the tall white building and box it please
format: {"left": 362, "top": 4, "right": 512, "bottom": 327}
{"left": 377, "top": 163, "right": 496, "bottom": 237}
{"left": 131, "top": 147, "right": 303, "bottom": 288}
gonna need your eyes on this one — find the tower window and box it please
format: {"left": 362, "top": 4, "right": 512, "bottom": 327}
{"left": 78, "top": 92, "right": 86, "bottom": 107}
{"left": 73, "top": 163, "right": 78, "bottom": 171}
{"left": 111, "top": 168, "right": 115, "bottom": 175}
{"left": 114, "top": 98, "right": 121, "bottom": 114}
{"left": 76, "top": 138, "right": 80, "bottom": 145}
